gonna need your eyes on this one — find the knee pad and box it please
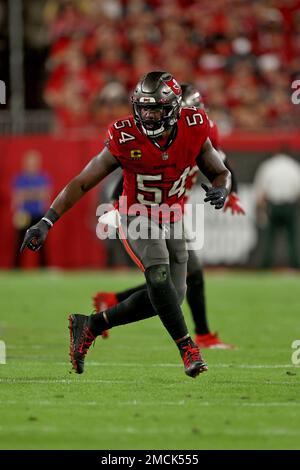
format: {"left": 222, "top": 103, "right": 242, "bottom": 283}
{"left": 145, "top": 264, "right": 186, "bottom": 306}
{"left": 145, "top": 264, "right": 170, "bottom": 289}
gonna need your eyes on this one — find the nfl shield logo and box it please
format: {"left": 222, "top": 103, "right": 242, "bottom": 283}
{"left": 162, "top": 152, "right": 169, "bottom": 161}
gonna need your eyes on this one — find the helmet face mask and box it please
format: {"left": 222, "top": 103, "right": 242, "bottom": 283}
{"left": 135, "top": 103, "right": 176, "bottom": 136}
{"left": 132, "top": 71, "right": 182, "bottom": 138}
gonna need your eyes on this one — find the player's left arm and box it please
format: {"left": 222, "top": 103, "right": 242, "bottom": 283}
{"left": 223, "top": 157, "right": 237, "bottom": 193}
{"left": 223, "top": 156, "right": 245, "bottom": 215}
{"left": 196, "top": 138, "right": 231, "bottom": 210}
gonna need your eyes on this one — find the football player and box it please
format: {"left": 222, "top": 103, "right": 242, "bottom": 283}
{"left": 21, "top": 72, "right": 231, "bottom": 377}
{"left": 94, "top": 83, "right": 244, "bottom": 348}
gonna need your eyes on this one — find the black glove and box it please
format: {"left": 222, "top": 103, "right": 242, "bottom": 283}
{"left": 201, "top": 183, "right": 228, "bottom": 210}
{"left": 20, "top": 219, "right": 50, "bottom": 252}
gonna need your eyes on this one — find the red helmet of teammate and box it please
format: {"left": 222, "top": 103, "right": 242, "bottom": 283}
{"left": 180, "top": 84, "right": 204, "bottom": 109}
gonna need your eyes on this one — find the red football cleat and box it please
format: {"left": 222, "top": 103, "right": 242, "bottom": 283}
{"left": 194, "top": 332, "right": 235, "bottom": 350}
{"left": 92, "top": 292, "right": 118, "bottom": 339}
{"left": 68, "top": 314, "right": 96, "bottom": 374}
{"left": 179, "top": 340, "right": 208, "bottom": 378}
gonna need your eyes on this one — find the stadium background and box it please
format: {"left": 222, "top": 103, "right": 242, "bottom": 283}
{"left": 1, "top": 0, "right": 300, "bottom": 269}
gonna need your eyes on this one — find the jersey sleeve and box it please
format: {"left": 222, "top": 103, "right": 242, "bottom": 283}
{"left": 104, "top": 123, "right": 123, "bottom": 160}
{"left": 184, "top": 108, "right": 211, "bottom": 163}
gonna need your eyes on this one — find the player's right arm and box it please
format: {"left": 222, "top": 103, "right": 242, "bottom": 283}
{"left": 20, "top": 147, "right": 119, "bottom": 252}
{"left": 51, "top": 148, "right": 118, "bottom": 216}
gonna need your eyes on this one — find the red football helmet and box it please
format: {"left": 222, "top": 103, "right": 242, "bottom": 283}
{"left": 180, "top": 83, "right": 204, "bottom": 109}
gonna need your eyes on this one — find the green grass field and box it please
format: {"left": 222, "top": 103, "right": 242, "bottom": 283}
{"left": 0, "top": 270, "right": 299, "bottom": 450}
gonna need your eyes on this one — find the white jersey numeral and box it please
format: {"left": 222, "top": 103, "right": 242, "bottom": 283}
{"left": 136, "top": 174, "right": 162, "bottom": 205}
{"left": 119, "top": 131, "right": 136, "bottom": 144}
{"left": 168, "top": 166, "right": 191, "bottom": 198}
{"left": 186, "top": 113, "right": 204, "bottom": 126}
{"left": 114, "top": 119, "right": 132, "bottom": 129}
{"left": 136, "top": 167, "right": 192, "bottom": 206}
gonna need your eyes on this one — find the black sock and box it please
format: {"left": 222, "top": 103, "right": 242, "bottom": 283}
{"left": 145, "top": 265, "right": 188, "bottom": 341}
{"left": 176, "top": 336, "right": 193, "bottom": 351}
{"left": 88, "top": 312, "right": 109, "bottom": 336}
{"left": 186, "top": 270, "right": 210, "bottom": 335}
{"left": 89, "top": 291, "right": 156, "bottom": 336}
{"left": 116, "top": 284, "right": 146, "bottom": 303}
{"left": 90, "top": 266, "right": 189, "bottom": 343}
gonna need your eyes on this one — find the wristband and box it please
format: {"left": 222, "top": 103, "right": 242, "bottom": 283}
{"left": 42, "top": 208, "right": 60, "bottom": 229}
{"left": 42, "top": 217, "right": 53, "bottom": 228}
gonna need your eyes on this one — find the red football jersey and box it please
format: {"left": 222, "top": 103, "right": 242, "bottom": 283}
{"left": 105, "top": 108, "right": 210, "bottom": 222}
{"left": 183, "top": 118, "right": 220, "bottom": 202}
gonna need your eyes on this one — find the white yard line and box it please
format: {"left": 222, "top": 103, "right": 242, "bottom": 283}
{"left": 0, "top": 378, "right": 133, "bottom": 384}
{"left": 214, "top": 364, "right": 300, "bottom": 369}
{"left": 0, "top": 424, "right": 299, "bottom": 438}
{"left": 4, "top": 360, "right": 300, "bottom": 370}
{"left": 0, "top": 425, "right": 58, "bottom": 433}
{"left": 49, "top": 362, "right": 299, "bottom": 369}
{"left": 0, "top": 399, "right": 299, "bottom": 408}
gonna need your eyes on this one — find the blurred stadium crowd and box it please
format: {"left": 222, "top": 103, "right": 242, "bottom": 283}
{"left": 1, "top": 0, "right": 300, "bottom": 270}
{"left": 2, "top": 0, "right": 300, "bottom": 135}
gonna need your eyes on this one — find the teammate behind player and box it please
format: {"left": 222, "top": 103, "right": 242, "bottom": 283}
{"left": 181, "top": 83, "right": 245, "bottom": 347}
{"left": 94, "top": 83, "right": 244, "bottom": 348}
{"left": 21, "top": 72, "right": 231, "bottom": 377}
